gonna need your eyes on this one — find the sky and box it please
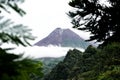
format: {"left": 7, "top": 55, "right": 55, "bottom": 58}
{"left": 1, "top": 0, "right": 91, "bottom": 44}
{"left": 2, "top": 0, "right": 107, "bottom": 58}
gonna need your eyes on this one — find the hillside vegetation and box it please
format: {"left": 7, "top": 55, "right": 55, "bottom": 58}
{"left": 36, "top": 56, "right": 64, "bottom": 75}
{"left": 43, "top": 43, "right": 120, "bottom": 80}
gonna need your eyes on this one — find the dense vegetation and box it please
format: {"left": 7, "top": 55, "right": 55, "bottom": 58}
{"left": 0, "top": 0, "right": 43, "bottom": 80}
{"left": 0, "top": 48, "right": 43, "bottom": 80}
{"left": 43, "top": 43, "right": 120, "bottom": 80}
{"left": 36, "top": 56, "right": 64, "bottom": 75}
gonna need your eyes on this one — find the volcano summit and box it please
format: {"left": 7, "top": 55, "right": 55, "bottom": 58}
{"left": 35, "top": 28, "right": 91, "bottom": 49}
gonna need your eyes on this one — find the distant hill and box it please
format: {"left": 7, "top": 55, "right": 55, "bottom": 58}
{"left": 34, "top": 28, "right": 92, "bottom": 49}
{"left": 36, "top": 56, "right": 64, "bottom": 75}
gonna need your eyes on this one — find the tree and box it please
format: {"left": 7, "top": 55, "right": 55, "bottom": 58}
{"left": 68, "top": 0, "right": 120, "bottom": 46}
{"left": 0, "top": 17, "right": 35, "bottom": 46}
{"left": 0, "top": 48, "right": 43, "bottom": 80}
{"left": 0, "top": 0, "right": 26, "bottom": 16}
{"left": 43, "top": 49, "right": 83, "bottom": 80}
{"left": 0, "top": 0, "right": 30, "bottom": 45}
{"left": 0, "top": 14, "right": 43, "bottom": 80}
{"left": 0, "top": 0, "right": 43, "bottom": 79}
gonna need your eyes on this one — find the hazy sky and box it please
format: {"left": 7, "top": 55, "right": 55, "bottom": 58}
{"left": 22, "top": 0, "right": 73, "bottom": 41}
{"left": 0, "top": 0, "right": 90, "bottom": 58}
{"left": 23, "top": 0, "right": 92, "bottom": 43}
{"left": 2, "top": 0, "right": 107, "bottom": 58}
{"left": 1, "top": 0, "right": 109, "bottom": 44}
{"left": 2, "top": 0, "right": 109, "bottom": 58}
{"left": 1, "top": 0, "right": 91, "bottom": 45}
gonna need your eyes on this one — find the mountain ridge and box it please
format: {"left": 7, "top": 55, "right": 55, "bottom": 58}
{"left": 34, "top": 28, "right": 92, "bottom": 49}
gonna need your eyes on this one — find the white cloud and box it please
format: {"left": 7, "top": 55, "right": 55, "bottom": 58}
{"left": 11, "top": 46, "right": 84, "bottom": 58}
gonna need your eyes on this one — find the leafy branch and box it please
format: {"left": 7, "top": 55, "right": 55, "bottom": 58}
{"left": 0, "top": 16, "right": 35, "bottom": 46}
{"left": 0, "top": 0, "right": 26, "bottom": 16}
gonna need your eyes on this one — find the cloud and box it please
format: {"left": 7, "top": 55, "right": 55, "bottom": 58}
{"left": 12, "top": 46, "right": 84, "bottom": 58}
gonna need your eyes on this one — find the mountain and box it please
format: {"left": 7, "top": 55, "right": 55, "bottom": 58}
{"left": 43, "top": 49, "right": 84, "bottom": 80}
{"left": 34, "top": 28, "right": 92, "bottom": 49}
{"left": 43, "top": 43, "right": 120, "bottom": 80}
{"left": 42, "top": 46, "right": 97, "bottom": 80}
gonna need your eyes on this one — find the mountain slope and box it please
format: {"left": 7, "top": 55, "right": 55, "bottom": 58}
{"left": 43, "top": 49, "right": 83, "bottom": 80}
{"left": 35, "top": 28, "right": 91, "bottom": 49}
{"left": 36, "top": 56, "right": 64, "bottom": 75}
{"left": 43, "top": 43, "right": 120, "bottom": 80}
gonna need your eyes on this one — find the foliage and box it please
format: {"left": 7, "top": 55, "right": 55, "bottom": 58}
{"left": 43, "top": 43, "right": 120, "bottom": 80}
{"left": 67, "top": 0, "right": 120, "bottom": 79}
{"left": 0, "top": 48, "right": 43, "bottom": 80}
{"left": 0, "top": 0, "right": 26, "bottom": 16}
{"left": 43, "top": 49, "right": 83, "bottom": 80}
{"left": 36, "top": 56, "right": 64, "bottom": 76}
{"left": 0, "top": 16, "right": 35, "bottom": 46}
{"left": 68, "top": 0, "right": 120, "bottom": 46}
{"left": 77, "top": 43, "right": 120, "bottom": 80}
{"left": 83, "top": 45, "right": 97, "bottom": 58}
{"left": 0, "top": 17, "right": 43, "bottom": 79}
{"left": 0, "top": 0, "right": 43, "bottom": 80}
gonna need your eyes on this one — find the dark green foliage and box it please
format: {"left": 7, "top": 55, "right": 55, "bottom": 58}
{"left": 77, "top": 43, "right": 120, "bottom": 80}
{"left": 0, "top": 48, "right": 43, "bottom": 80}
{"left": 68, "top": 0, "right": 120, "bottom": 46}
{"left": 83, "top": 45, "right": 97, "bottom": 58}
{"left": 0, "top": 48, "right": 20, "bottom": 77}
{"left": 36, "top": 56, "right": 64, "bottom": 76}
{"left": 92, "top": 43, "right": 120, "bottom": 80}
{"left": 67, "top": 0, "right": 120, "bottom": 79}
{"left": 43, "top": 43, "right": 120, "bottom": 80}
{"left": 43, "top": 49, "right": 83, "bottom": 80}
